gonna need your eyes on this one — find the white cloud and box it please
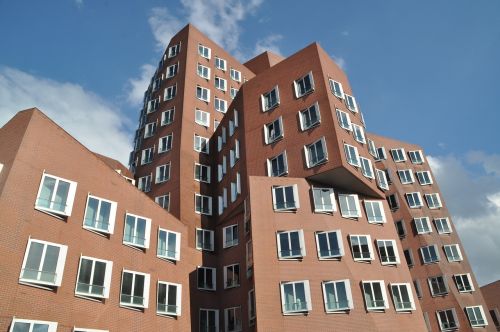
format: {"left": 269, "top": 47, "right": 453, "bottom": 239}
{"left": 75, "top": 0, "right": 83, "bottom": 8}
{"left": 254, "top": 34, "right": 283, "bottom": 56}
{"left": 125, "top": 64, "right": 156, "bottom": 107}
{"left": 331, "top": 54, "right": 347, "bottom": 70}
{"left": 148, "top": 7, "right": 183, "bottom": 51}
{"left": 428, "top": 154, "right": 500, "bottom": 285}
{"left": 0, "top": 67, "right": 133, "bottom": 165}
{"left": 341, "top": 30, "right": 349, "bottom": 37}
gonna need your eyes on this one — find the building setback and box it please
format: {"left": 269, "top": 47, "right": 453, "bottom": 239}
{"left": 481, "top": 280, "right": 500, "bottom": 330}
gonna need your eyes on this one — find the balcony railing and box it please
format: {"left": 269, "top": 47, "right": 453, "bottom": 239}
{"left": 21, "top": 268, "right": 57, "bottom": 284}
{"left": 283, "top": 301, "right": 308, "bottom": 313}
{"left": 76, "top": 282, "right": 105, "bottom": 296}
{"left": 120, "top": 294, "right": 144, "bottom": 306}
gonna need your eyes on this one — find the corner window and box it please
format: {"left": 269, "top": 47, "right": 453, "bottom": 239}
{"left": 9, "top": 318, "right": 57, "bottom": 332}
{"left": 123, "top": 213, "right": 151, "bottom": 249}
{"left": 390, "top": 148, "right": 406, "bottom": 162}
{"left": 194, "top": 163, "right": 211, "bottom": 183}
{"left": 277, "top": 230, "right": 305, "bottom": 259}
{"left": 344, "top": 144, "right": 360, "bottom": 167}
{"left": 362, "top": 280, "right": 388, "bottom": 310}
{"left": 360, "top": 157, "right": 374, "bottom": 178}
{"left": 163, "top": 84, "right": 177, "bottom": 101}
{"left": 75, "top": 256, "right": 113, "bottom": 299}
{"left": 224, "top": 306, "right": 242, "bottom": 332}
{"left": 416, "top": 171, "right": 433, "bottom": 185}
{"left": 349, "top": 234, "right": 373, "bottom": 261}
{"left": 155, "top": 163, "right": 171, "bottom": 183}
{"left": 158, "top": 134, "right": 173, "bottom": 153}
{"left": 453, "top": 273, "right": 474, "bottom": 292}
{"left": 83, "top": 195, "right": 117, "bottom": 234}
{"left": 223, "top": 224, "right": 239, "bottom": 248}
{"left": 376, "top": 240, "right": 400, "bottom": 265}
{"left": 444, "top": 244, "right": 463, "bottom": 262}
{"left": 168, "top": 43, "right": 180, "bottom": 57}
{"left": 155, "top": 194, "right": 170, "bottom": 211}
{"left": 434, "top": 218, "right": 452, "bottom": 234}
{"left": 196, "top": 85, "right": 210, "bottom": 102}
{"left": 305, "top": 137, "right": 328, "bottom": 167}
{"left": 322, "top": 280, "right": 353, "bottom": 312}
{"left": 261, "top": 86, "right": 280, "bottom": 111}
{"left": 316, "top": 230, "right": 344, "bottom": 259}
{"left": 345, "top": 94, "right": 358, "bottom": 112}
{"left": 157, "top": 228, "right": 180, "bottom": 261}
{"left": 420, "top": 244, "right": 440, "bottom": 264}
{"left": 196, "top": 228, "right": 214, "bottom": 251}
{"left": 409, "top": 150, "right": 424, "bottom": 164}
{"left": 195, "top": 109, "right": 210, "bottom": 127}
{"left": 312, "top": 187, "right": 336, "bottom": 213}
{"left": 390, "top": 283, "right": 415, "bottom": 311}
{"left": 425, "top": 193, "right": 442, "bottom": 209}
{"left": 414, "top": 217, "right": 432, "bottom": 234}
{"left": 267, "top": 151, "right": 288, "bottom": 177}
{"left": 352, "top": 124, "right": 366, "bottom": 144}
{"left": 198, "top": 44, "right": 211, "bottom": 59}
{"left": 197, "top": 63, "right": 210, "bottom": 80}
{"left": 466, "top": 306, "right": 488, "bottom": 328}
{"left": 264, "top": 116, "right": 284, "bottom": 144}
{"left": 194, "top": 135, "right": 210, "bottom": 154}
{"left": 224, "top": 264, "right": 240, "bottom": 289}
{"left": 397, "top": 169, "right": 414, "bottom": 184}
{"left": 336, "top": 109, "right": 352, "bottom": 130}
{"left": 294, "top": 71, "right": 315, "bottom": 98}
{"left": 215, "top": 57, "right": 227, "bottom": 70}
{"left": 280, "top": 280, "right": 312, "bottom": 314}
{"left": 329, "top": 79, "right": 344, "bottom": 98}
{"left": 406, "top": 192, "right": 423, "bottom": 208}
{"left": 200, "top": 309, "right": 219, "bottom": 331}
{"left": 338, "top": 194, "right": 361, "bottom": 218}
{"left": 272, "top": 184, "right": 299, "bottom": 211}
{"left": 299, "top": 102, "right": 320, "bottom": 130}
{"left": 215, "top": 76, "right": 227, "bottom": 91}
{"left": 161, "top": 108, "right": 174, "bottom": 126}
{"left": 35, "top": 173, "right": 77, "bottom": 217}
{"left": 197, "top": 267, "right": 216, "bottom": 291}
{"left": 157, "top": 281, "right": 182, "bottom": 316}
{"left": 437, "top": 308, "right": 459, "bottom": 331}
{"left": 364, "top": 200, "right": 386, "bottom": 224}
{"left": 120, "top": 270, "right": 150, "bottom": 309}
{"left": 230, "top": 68, "right": 241, "bottom": 82}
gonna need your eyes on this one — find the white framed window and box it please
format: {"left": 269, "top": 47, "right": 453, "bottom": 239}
{"left": 230, "top": 68, "right": 241, "bottom": 82}
{"left": 123, "top": 213, "right": 151, "bottom": 249}
{"left": 157, "top": 228, "right": 180, "bottom": 261}
{"left": 224, "top": 263, "right": 240, "bottom": 289}
{"left": 425, "top": 193, "right": 442, "bottom": 209}
{"left": 157, "top": 281, "right": 182, "bottom": 316}
{"left": 409, "top": 150, "right": 424, "bottom": 164}
{"left": 390, "top": 283, "right": 415, "bottom": 311}
{"left": 152, "top": 77, "right": 161, "bottom": 92}
{"left": 198, "top": 44, "right": 211, "bottom": 59}
{"left": 414, "top": 217, "right": 432, "bottom": 234}
{"left": 345, "top": 94, "right": 358, "bottom": 112}
{"left": 19, "top": 238, "right": 68, "bottom": 287}
{"left": 406, "top": 192, "right": 423, "bottom": 208}
{"left": 338, "top": 194, "right": 361, "bottom": 218}
{"left": 264, "top": 116, "right": 284, "bottom": 144}
{"left": 194, "top": 163, "right": 211, "bottom": 183}
{"left": 397, "top": 169, "right": 414, "bottom": 184}
{"left": 465, "top": 306, "right": 488, "bottom": 328}
{"left": 230, "top": 87, "right": 238, "bottom": 99}
{"left": 434, "top": 218, "right": 452, "bottom": 234}
{"left": 277, "top": 230, "right": 305, "bottom": 259}
{"left": 144, "top": 121, "right": 157, "bottom": 138}
{"left": 391, "top": 148, "right": 406, "bottom": 162}
{"left": 166, "top": 63, "right": 178, "bottom": 78}
{"left": 155, "top": 163, "right": 171, "bottom": 183}
{"left": 322, "top": 280, "right": 353, "bottom": 312}
{"left": 428, "top": 275, "right": 448, "bottom": 296}
{"left": 267, "top": 151, "right": 288, "bottom": 177}
{"left": 155, "top": 194, "right": 170, "bottom": 211}
{"left": 329, "top": 79, "right": 344, "bottom": 98}
{"left": 364, "top": 200, "right": 386, "bottom": 223}
{"left": 35, "top": 173, "right": 77, "bottom": 217}
{"left": 261, "top": 86, "right": 280, "bottom": 111}
{"left": 9, "top": 318, "right": 57, "bottom": 332}
{"left": 161, "top": 108, "right": 174, "bottom": 126}
{"left": 137, "top": 174, "right": 152, "bottom": 193}
{"left": 305, "top": 137, "right": 328, "bottom": 167}
{"left": 404, "top": 249, "right": 414, "bottom": 267}
{"left": 344, "top": 144, "right": 360, "bottom": 167}
{"left": 196, "top": 228, "right": 214, "bottom": 251}
{"left": 141, "top": 147, "right": 154, "bottom": 164}
{"left": 197, "top": 63, "right": 210, "bottom": 80}
{"left": 120, "top": 269, "right": 150, "bottom": 309}
{"left": 316, "top": 230, "right": 344, "bottom": 259}
{"left": 197, "top": 267, "right": 216, "bottom": 290}
{"left": 195, "top": 109, "right": 210, "bottom": 127}
{"left": 196, "top": 85, "right": 210, "bottom": 102}
{"left": 294, "top": 71, "right": 315, "bottom": 97}
{"left": 215, "top": 97, "right": 228, "bottom": 113}
{"left": 436, "top": 308, "right": 459, "bottom": 331}
{"left": 168, "top": 43, "right": 180, "bottom": 58}
{"left": 336, "top": 109, "right": 352, "bottom": 130}
{"left": 368, "top": 139, "right": 377, "bottom": 158}
{"left": 387, "top": 194, "right": 400, "bottom": 211}
{"left": 312, "top": 187, "right": 336, "bottom": 213}
{"left": 376, "top": 147, "right": 387, "bottom": 160}
{"left": 280, "top": 280, "right": 312, "bottom": 314}
{"left": 299, "top": 102, "right": 320, "bottom": 130}
{"left": 376, "top": 169, "right": 389, "bottom": 190}
{"left": 194, "top": 134, "right": 210, "bottom": 154}
{"left": 395, "top": 220, "right": 406, "bottom": 238}
{"left": 75, "top": 256, "right": 113, "bottom": 299}
{"left": 223, "top": 224, "right": 238, "bottom": 248}
{"left": 416, "top": 170, "right": 433, "bottom": 185}
{"left": 272, "top": 184, "right": 300, "bottom": 211}
{"left": 352, "top": 124, "right": 366, "bottom": 144}
{"left": 444, "top": 244, "right": 463, "bottom": 262}
{"left": 360, "top": 157, "right": 374, "bottom": 178}
{"left": 362, "top": 280, "right": 389, "bottom": 310}
{"left": 453, "top": 273, "right": 474, "bottom": 292}
{"left": 164, "top": 84, "right": 177, "bottom": 101}
{"left": 376, "top": 240, "right": 400, "bottom": 265}
{"left": 224, "top": 306, "right": 242, "bottom": 332}
{"left": 349, "top": 234, "right": 373, "bottom": 261}
{"left": 420, "top": 244, "right": 440, "bottom": 264}
{"left": 215, "top": 57, "right": 226, "bottom": 70}
{"left": 83, "top": 195, "right": 117, "bottom": 234}
{"left": 200, "top": 309, "right": 219, "bottom": 331}
{"left": 215, "top": 76, "right": 227, "bottom": 91}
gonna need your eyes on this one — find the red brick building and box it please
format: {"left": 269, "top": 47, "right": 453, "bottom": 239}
{"left": 481, "top": 280, "right": 500, "bottom": 330}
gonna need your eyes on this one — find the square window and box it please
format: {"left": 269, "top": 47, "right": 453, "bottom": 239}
{"left": 196, "top": 85, "right": 210, "bottom": 102}
{"left": 223, "top": 224, "right": 239, "bottom": 248}
{"left": 453, "top": 273, "right": 474, "bottom": 292}
{"left": 336, "top": 109, "right": 352, "bottom": 131}
{"left": 196, "top": 228, "right": 214, "bottom": 251}
{"left": 350, "top": 234, "right": 373, "bottom": 261}
{"left": 120, "top": 270, "right": 150, "bottom": 309}
{"left": 390, "top": 283, "right": 415, "bottom": 311}
{"left": 137, "top": 174, "right": 152, "bottom": 192}
{"left": 157, "top": 228, "right": 181, "bottom": 261}
{"left": 161, "top": 108, "right": 174, "bottom": 126}
{"left": 164, "top": 84, "right": 177, "bottom": 101}
{"left": 364, "top": 200, "right": 386, "bottom": 224}
{"left": 299, "top": 102, "right": 321, "bottom": 130}
{"left": 280, "top": 280, "right": 312, "bottom": 314}
{"left": 194, "top": 135, "right": 210, "bottom": 154}
{"left": 215, "top": 97, "right": 228, "bottom": 113}
{"left": 10, "top": 318, "right": 57, "bottom": 332}
{"left": 83, "top": 195, "right": 117, "bottom": 234}
{"left": 123, "top": 213, "right": 151, "bottom": 249}
{"left": 397, "top": 169, "right": 414, "bottom": 184}
{"left": 158, "top": 134, "right": 173, "bottom": 154}
{"left": 376, "top": 147, "right": 387, "bottom": 160}
{"left": 316, "top": 230, "right": 344, "bottom": 259}
{"left": 157, "top": 281, "right": 182, "bottom": 316}
{"left": 144, "top": 122, "right": 157, "bottom": 138}
{"left": 294, "top": 72, "right": 315, "bottom": 97}
{"left": 376, "top": 240, "right": 400, "bottom": 265}
{"left": 344, "top": 144, "right": 360, "bottom": 167}
{"left": 352, "top": 124, "right": 366, "bottom": 144}
{"left": 421, "top": 245, "right": 440, "bottom": 264}
{"left": 261, "top": 86, "right": 280, "bottom": 111}
{"left": 166, "top": 63, "right": 178, "bottom": 78}
{"left": 387, "top": 194, "right": 400, "bottom": 211}
{"left": 322, "top": 279, "right": 353, "bottom": 312}
{"left": 35, "top": 173, "right": 77, "bottom": 217}
{"left": 425, "top": 193, "right": 442, "bottom": 209}
{"left": 437, "top": 308, "right": 459, "bottom": 331}
{"left": 434, "top": 218, "right": 452, "bottom": 234}
{"left": 429, "top": 275, "right": 449, "bottom": 296}
{"left": 230, "top": 68, "right": 241, "bottom": 82}
{"left": 224, "top": 264, "right": 240, "bottom": 289}
{"left": 416, "top": 171, "right": 433, "bottom": 185}
{"left": 224, "top": 306, "right": 242, "bottom": 332}
{"left": 147, "top": 97, "right": 160, "bottom": 113}
{"left": 466, "top": 306, "right": 488, "bottom": 328}
{"left": 198, "top": 44, "right": 211, "bottom": 59}
{"left": 155, "top": 194, "right": 170, "bottom": 211}
{"left": 312, "top": 187, "right": 336, "bottom": 213}
{"left": 195, "top": 109, "right": 210, "bottom": 127}
{"left": 197, "top": 267, "right": 216, "bottom": 291}
{"left": 414, "top": 217, "right": 432, "bottom": 234}
{"left": 194, "top": 163, "right": 211, "bottom": 183}
{"left": 168, "top": 43, "right": 180, "bottom": 58}
{"left": 406, "top": 192, "right": 423, "bottom": 208}
{"left": 155, "top": 163, "right": 171, "bottom": 183}
{"left": 409, "top": 150, "right": 424, "bottom": 164}
{"left": 197, "top": 63, "right": 210, "bottom": 80}
{"left": 444, "top": 244, "right": 463, "bottom": 262}
{"left": 267, "top": 151, "right": 288, "bottom": 177}
{"left": 277, "top": 230, "right": 305, "bottom": 259}
{"left": 360, "top": 157, "right": 374, "bottom": 178}
{"left": 338, "top": 194, "right": 361, "bottom": 218}
{"left": 75, "top": 256, "right": 113, "bottom": 299}
{"left": 264, "top": 116, "right": 284, "bottom": 144}
{"left": 329, "top": 79, "right": 344, "bottom": 99}
{"left": 345, "top": 94, "right": 358, "bottom": 112}
{"left": 215, "top": 57, "right": 227, "bottom": 71}
{"left": 215, "top": 76, "right": 227, "bottom": 91}
{"left": 272, "top": 184, "right": 300, "bottom": 211}
{"left": 200, "top": 309, "right": 219, "bottom": 331}
{"left": 141, "top": 147, "right": 154, "bottom": 164}
{"left": 362, "top": 280, "right": 388, "bottom": 310}
{"left": 305, "top": 137, "right": 328, "bottom": 167}
{"left": 391, "top": 148, "right": 406, "bottom": 162}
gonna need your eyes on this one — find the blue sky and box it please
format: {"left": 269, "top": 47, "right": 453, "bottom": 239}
{"left": 1, "top": 0, "right": 499, "bottom": 285}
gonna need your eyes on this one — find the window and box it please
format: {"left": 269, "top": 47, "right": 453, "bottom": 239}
{"left": 444, "top": 244, "right": 463, "bottom": 262}
{"left": 403, "top": 249, "right": 414, "bottom": 267}
{"left": 272, "top": 184, "right": 299, "bottom": 211}
{"left": 197, "top": 267, "right": 216, "bottom": 290}
{"left": 9, "top": 318, "right": 57, "bottom": 332}
{"left": 294, "top": 72, "right": 315, "bottom": 97}
{"left": 362, "top": 280, "right": 388, "bottom": 310}
{"left": 230, "top": 87, "right": 238, "bottom": 99}
{"left": 397, "top": 170, "right": 414, "bottom": 184}
{"left": 368, "top": 139, "right": 378, "bottom": 158}
{"left": 83, "top": 195, "right": 117, "bottom": 234}
{"left": 453, "top": 273, "right": 474, "bottom": 292}
{"left": 196, "top": 85, "right": 210, "bottom": 102}
{"left": 200, "top": 309, "right": 219, "bottom": 332}
{"left": 120, "top": 270, "right": 150, "bottom": 309}
{"left": 280, "top": 280, "right": 312, "bottom": 314}
{"left": 490, "top": 309, "right": 500, "bottom": 330}
{"left": 349, "top": 235, "right": 373, "bottom": 261}
{"left": 246, "top": 240, "right": 253, "bottom": 272}
{"left": 147, "top": 97, "right": 160, "bottom": 113}
{"left": 138, "top": 174, "right": 152, "bottom": 192}
{"left": 312, "top": 187, "right": 336, "bottom": 213}
{"left": 344, "top": 94, "right": 358, "bottom": 112}
{"left": 144, "top": 122, "right": 157, "bottom": 138}
{"left": 194, "top": 109, "right": 210, "bottom": 127}
{"left": 141, "top": 147, "right": 154, "bottom": 164}
{"left": 376, "top": 147, "right": 387, "bottom": 160}
{"left": 248, "top": 289, "right": 256, "bottom": 325}
{"left": 157, "top": 228, "right": 180, "bottom": 261}
{"left": 194, "top": 163, "right": 211, "bottom": 183}
{"left": 261, "top": 86, "right": 280, "bottom": 111}
{"left": 75, "top": 256, "right": 113, "bottom": 299}
{"left": 194, "top": 135, "right": 210, "bottom": 154}
{"left": 152, "top": 77, "right": 162, "bottom": 92}
{"left": 352, "top": 124, "right": 366, "bottom": 144}
{"left": 425, "top": 193, "right": 442, "bottom": 209}
{"left": 157, "top": 135, "right": 172, "bottom": 154}
{"left": 364, "top": 200, "right": 386, "bottom": 223}
{"left": 157, "top": 281, "right": 182, "bottom": 316}
{"left": 19, "top": 238, "right": 68, "bottom": 287}
{"left": 197, "top": 63, "right": 210, "bottom": 79}
{"left": 164, "top": 84, "right": 177, "bottom": 101}
{"left": 329, "top": 79, "right": 344, "bottom": 98}
{"left": 155, "top": 163, "right": 171, "bottom": 183}
{"left": 35, "top": 173, "right": 77, "bottom": 217}
{"left": 414, "top": 217, "right": 432, "bottom": 234}
{"left": 161, "top": 108, "right": 174, "bottom": 126}
{"left": 224, "top": 306, "right": 242, "bottom": 332}
{"left": 395, "top": 220, "right": 406, "bottom": 238}
{"left": 466, "top": 306, "right": 488, "bottom": 328}
{"left": 268, "top": 151, "right": 288, "bottom": 177}
{"left": 376, "top": 240, "right": 400, "bottom": 265}
{"left": 315, "top": 230, "right": 344, "bottom": 259}
{"left": 215, "top": 57, "right": 226, "bottom": 70}
{"left": 435, "top": 218, "right": 452, "bottom": 234}
{"left": 215, "top": 97, "right": 227, "bottom": 113}
{"left": 230, "top": 68, "right": 241, "bottom": 82}
{"left": 224, "top": 264, "right": 240, "bottom": 288}
{"left": 215, "top": 76, "right": 227, "bottom": 91}
{"left": 168, "top": 43, "right": 180, "bottom": 57}
{"left": 416, "top": 171, "right": 433, "bottom": 185}
{"left": 155, "top": 194, "right": 170, "bottom": 211}
{"left": 414, "top": 279, "right": 423, "bottom": 298}
{"left": 387, "top": 194, "right": 400, "bottom": 210}
{"left": 409, "top": 150, "right": 424, "bottom": 164}
{"left": 305, "top": 137, "right": 328, "bottom": 167}
{"left": 223, "top": 224, "right": 238, "bottom": 248}
{"left": 420, "top": 244, "right": 440, "bottom": 264}
{"left": 437, "top": 308, "right": 459, "bottom": 331}
{"left": 336, "top": 109, "right": 352, "bottom": 130}
{"left": 264, "top": 117, "right": 284, "bottom": 144}
{"left": 198, "top": 44, "right": 211, "bottom": 59}
{"left": 196, "top": 228, "right": 214, "bottom": 251}
{"left": 322, "top": 280, "right": 353, "bottom": 312}
{"left": 166, "top": 63, "right": 178, "bottom": 78}
{"left": 391, "top": 148, "right": 406, "bottom": 162}
{"left": 214, "top": 119, "right": 220, "bottom": 130}
{"left": 359, "top": 157, "right": 374, "bottom": 178}
{"left": 406, "top": 192, "right": 423, "bottom": 208}
{"left": 376, "top": 169, "right": 389, "bottom": 190}
{"left": 344, "top": 144, "right": 360, "bottom": 167}
{"left": 229, "top": 120, "right": 234, "bottom": 136}
{"left": 339, "top": 194, "right": 361, "bottom": 218}
{"left": 123, "top": 213, "right": 151, "bottom": 249}
{"left": 277, "top": 230, "right": 305, "bottom": 259}
{"left": 390, "top": 283, "right": 415, "bottom": 311}
{"left": 299, "top": 102, "right": 320, "bottom": 130}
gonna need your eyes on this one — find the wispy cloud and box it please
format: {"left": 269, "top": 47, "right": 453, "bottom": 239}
{"left": 148, "top": 7, "right": 183, "bottom": 51}
{"left": 331, "top": 54, "right": 347, "bottom": 70}
{"left": 254, "top": 34, "right": 283, "bottom": 56}
{"left": 0, "top": 67, "right": 133, "bottom": 165}
{"left": 75, "top": 0, "right": 83, "bottom": 8}
{"left": 341, "top": 30, "right": 349, "bottom": 37}
{"left": 125, "top": 64, "right": 156, "bottom": 107}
